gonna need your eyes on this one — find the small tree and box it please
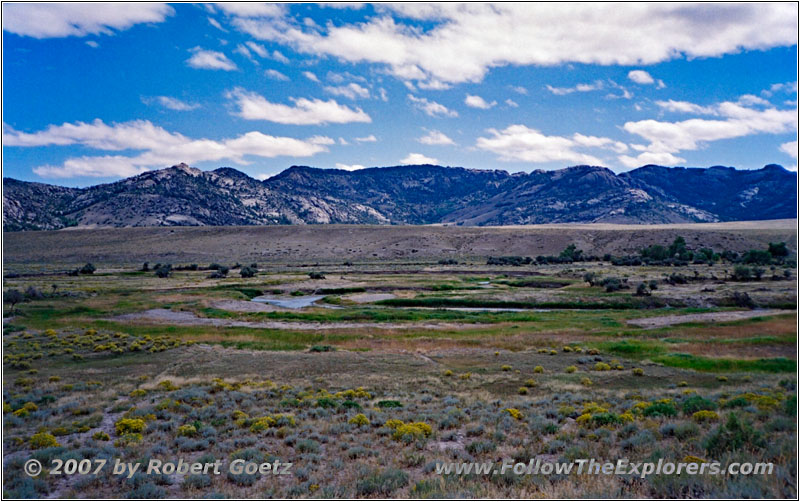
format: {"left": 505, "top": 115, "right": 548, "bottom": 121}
{"left": 79, "top": 263, "right": 96, "bottom": 275}
{"left": 309, "top": 272, "right": 326, "bottom": 280}
{"left": 141, "top": 262, "right": 150, "bottom": 272}
{"left": 5, "top": 289, "right": 25, "bottom": 314}
{"left": 240, "top": 266, "right": 256, "bottom": 278}
{"left": 154, "top": 264, "right": 172, "bottom": 278}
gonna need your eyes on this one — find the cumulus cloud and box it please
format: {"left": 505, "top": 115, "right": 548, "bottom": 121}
{"left": 3, "top": 119, "right": 332, "bottom": 178}
{"left": 226, "top": 88, "right": 371, "bottom": 125}
{"left": 2, "top": 3, "right": 173, "bottom": 38}
{"left": 355, "top": 135, "right": 377, "bottom": 143}
{"left": 324, "top": 83, "right": 370, "bottom": 99}
{"left": 187, "top": 47, "right": 238, "bottom": 71}
{"left": 418, "top": 130, "right": 455, "bottom": 146}
{"left": 618, "top": 151, "right": 686, "bottom": 168}
{"left": 408, "top": 95, "right": 458, "bottom": 117}
{"left": 475, "top": 125, "right": 614, "bottom": 165}
{"left": 780, "top": 140, "right": 798, "bottom": 159}
{"left": 400, "top": 153, "right": 438, "bottom": 165}
{"left": 625, "top": 101, "right": 797, "bottom": 155}
{"left": 505, "top": 99, "right": 519, "bottom": 108}
{"left": 464, "top": 94, "right": 496, "bottom": 109}
{"left": 229, "top": 3, "right": 797, "bottom": 87}
{"left": 627, "top": 70, "right": 654, "bottom": 84}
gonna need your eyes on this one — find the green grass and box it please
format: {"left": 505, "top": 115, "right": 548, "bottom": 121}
{"left": 376, "top": 297, "right": 659, "bottom": 310}
{"left": 652, "top": 353, "right": 796, "bottom": 373}
{"left": 598, "top": 339, "right": 667, "bottom": 357}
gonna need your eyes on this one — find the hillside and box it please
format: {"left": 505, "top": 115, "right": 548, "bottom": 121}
{"left": 3, "top": 163, "right": 796, "bottom": 230}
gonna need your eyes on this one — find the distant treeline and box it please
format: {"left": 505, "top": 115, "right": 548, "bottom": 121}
{"left": 487, "top": 239, "right": 794, "bottom": 268}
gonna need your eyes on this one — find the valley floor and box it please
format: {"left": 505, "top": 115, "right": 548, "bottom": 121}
{"left": 2, "top": 224, "right": 797, "bottom": 498}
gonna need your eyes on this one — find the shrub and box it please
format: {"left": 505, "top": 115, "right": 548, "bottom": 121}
{"left": 356, "top": 468, "right": 409, "bottom": 496}
{"left": 533, "top": 365, "right": 544, "bottom": 374}
{"left": 92, "top": 431, "right": 110, "bottom": 441}
{"left": 517, "top": 387, "right": 528, "bottom": 395}
{"left": 442, "top": 369, "right": 453, "bottom": 377}
{"left": 593, "top": 362, "right": 611, "bottom": 371}
{"left": 29, "top": 432, "right": 59, "bottom": 449}
{"left": 308, "top": 272, "right": 326, "bottom": 280}
{"left": 177, "top": 424, "right": 198, "bottom": 437}
{"left": 115, "top": 418, "right": 146, "bottom": 436}
{"left": 643, "top": 402, "right": 677, "bottom": 417}
{"left": 692, "top": 410, "right": 720, "bottom": 423}
{"left": 704, "top": 413, "right": 764, "bottom": 457}
{"left": 239, "top": 266, "right": 256, "bottom": 278}
{"left": 130, "top": 389, "right": 147, "bottom": 398}
{"left": 504, "top": 408, "right": 523, "bottom": 420}
{"left": 632, "top": 368, "right": 644, "bottom": 376}
{"left": 581, "top": 377, "right": 593, "bottom": 386}
{"left": 565, "top": 365, "right": 577, "bottom": 373}
{"left": 348, "top": 414, "right": 370, "bottom": 426}
{"left": 79, "top": 263, "right": 96, "bottom": 275}
{"left": 683, "top": 396, "right": 717, "bottom": 415}
{"left": 501, "top": 365, "right": 512, "bottom": 372}
{"left": 377, "top": 400, "right": 403, "bottom": 409}
{"left": 523, "top": 379, "right": 537, "bottom": 388}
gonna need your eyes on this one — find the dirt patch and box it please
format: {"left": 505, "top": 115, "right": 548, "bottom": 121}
{"left": 347, "top": 293, "right": 396, "bottom": 303}
{"left": 210, "top": 299, "right": 282, "bottom": 312}
{"left": 627, "top": 309, "right": 789, "bottom": 329}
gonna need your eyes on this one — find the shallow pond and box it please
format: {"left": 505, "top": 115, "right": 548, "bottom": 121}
{"left": 251, "top": 295, "right": 324, "bottom": 309}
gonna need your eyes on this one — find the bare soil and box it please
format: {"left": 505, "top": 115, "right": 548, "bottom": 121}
{"left": 628, "top": 308, "right": 789, "bottom": 328}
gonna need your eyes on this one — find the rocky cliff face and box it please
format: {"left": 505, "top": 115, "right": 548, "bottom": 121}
{"left": 3, "top": 163, "right": 796, "bottom": 230}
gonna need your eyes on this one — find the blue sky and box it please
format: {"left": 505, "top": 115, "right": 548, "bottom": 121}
{"left": 2, "top": 3, "right": 798, "bottom": 187}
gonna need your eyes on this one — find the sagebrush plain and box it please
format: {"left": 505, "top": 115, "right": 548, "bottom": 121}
{"left": 3, "top": 222, "right": 797, "bottom": 498}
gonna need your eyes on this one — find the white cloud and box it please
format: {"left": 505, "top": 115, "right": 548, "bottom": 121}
{"left": 626, "top": 101, "right": 797, "bottom": 154}
{"left": 400, "top": 153, "right": 438, "bottom": 165}
{"left": 505, "top": 99, "right": 519, "bottom": 108}
{"left": 475, "top": 125, "right": 605, "bottom": 165}
{"left": 264, "top": 69, "right": 289, "bottom": 81}
{"left": 302, "top": 71, "right": 320, "bottom": 82}
{"left": 335, "top": 163, "right": 366, "bottom": 171}
{"left": 763, "top": 81, "right": 798, "bottom": 97}
{"left": 324, "top": 83, "right": 370, "bottom": 100}
{"left": 546, "top": 81, "right": 604, "bottom": 96}
{"left": 226, "top": 88, "right": 371, "bottom": 125}
{"left": 655, "top": 100, "right": 717, "bottom": 115}
{"left": 215, "top": 3, "right": 284, "bottom": 18}
{"left": 737, "top": 94, "right": 770, "bottom": 107}
{"left": 271, "top": 50, "right": 290, "bottom": 64}
{"left": 780, "top": 140, "right": 798, "bottom": 159}
{"left": 572, "top": 133, "right": 628, "bottom": 154}
{"left": 618, "top": 152, "right": 686, "bottom": 168}
{"left": 187, "top": 47, "right": 238, "bottom": 71}
{"left": 3, "top": 119, "right": 331, "bottom": 178}
{"left": 234, "top": 44, "right": 254, "bottom": 62}
{"left": 208, "top": 17, "right": 226, "bottom": 32}
{"left": 627, "top": 70, "right": 654, "bottom": 84}
{"left": 418, "top": 130, "right": 455, "bottom": 146}
{"left": 408, "top": 95, "right": 458, "bottom": 117}
{"left": 2, "top": 3, "right": 173, "bottom": 38}
{"left": 464, "top": 94, "right": 496, "bottom": 109}
{"left": 509, "top": 85, "right": 528, "bottom": 95}
{"left": 144, "top": 96, "right": 200, "bottom": 111}
{"left": 245, "top": 41, "right": 268, "bottom": 58}
{"left": 229, "top": 4, "right": 797, "bottom": 87}
{"left": 355, "top": 135, "right": 377, "bottom": 143}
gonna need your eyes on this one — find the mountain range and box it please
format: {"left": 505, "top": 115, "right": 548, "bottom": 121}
{"left": 3, "top": 163, "right": 796, "bottom": 230}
